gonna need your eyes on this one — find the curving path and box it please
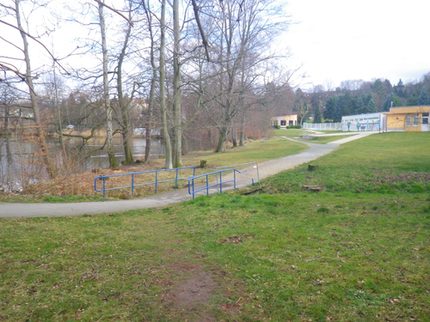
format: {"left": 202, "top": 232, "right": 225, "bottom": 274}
{"left": 0, "top": 133, "right": 372, "bottom": 218}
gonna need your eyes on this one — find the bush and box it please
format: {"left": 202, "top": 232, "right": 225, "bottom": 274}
{"left": 287, "top": 125, "right": 302, "bottom": 129}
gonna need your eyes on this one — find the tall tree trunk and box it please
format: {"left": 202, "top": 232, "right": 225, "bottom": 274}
{"left": 239, "top": 113, "right": 246, "bottom": 146}
{"left": 215, "top": 2, "right": 236, "bottom": 153}
{"left": 98, "top": 0, "right": 118, "bottom": 168}
{"left": 231, "top": 127, "right": 237, "bottom": 147}
{"left": 215, "top": 125, "right": 229, "bottom": 152}
{"left": 117, "top": 9, "right": 133, "bottom": 165}
{"left": 143, "top": 113, "right": 152, "bottom": 163}
{"left": 142, "top": 0, "right": 156, "bottom": 164}
{"left": 159, "top": 0, "right": 173, "bottom": 168}
{"left": 172, "top": 0, "right": 182, "bottom": 167}
{"left": 4, "top": 105, "right": 14, "bottom": 184}
{"left": 52, "top": 63, "right": 67, "bottom": 160}
{"left": 238, "top": 50, "right": 246, "bottom": 147}
{"left": 15, "top": 0, "right": 56, "bottom": 178}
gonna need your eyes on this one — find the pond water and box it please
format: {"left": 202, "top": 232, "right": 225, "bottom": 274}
{"left": 0, "top": 136, "right": 164, "bottom": 191}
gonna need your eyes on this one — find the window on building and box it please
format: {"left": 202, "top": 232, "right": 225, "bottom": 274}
{"left": 280, "top": 120, "right": 286, "bottom": 126}
{"left": 413, "top": 114, "right": 419, "bottom": 125}
{"left": 423, "top": 112, "right": 429, "bottom": 125}
{"left": 405, "top": 115, "right": 412, "bottom": 126}
{"left": 289, "top": 120, "right": 294, "bottom": 126}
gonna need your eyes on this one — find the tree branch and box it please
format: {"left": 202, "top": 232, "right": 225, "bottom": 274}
{"left": 93, "top": 0, "right": 133, "bottom": 26}
{"left": 191, "top": 0, "right": 210, "bottom": 62}
{"left": 0, "top": 19, "right": 70, "bottom": 75}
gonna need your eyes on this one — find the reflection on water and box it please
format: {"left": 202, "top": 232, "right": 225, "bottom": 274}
{"left": 81, "top": 137, "right": 164, "bottom": 168}
{"left": 0, "top": 136, "right": 163, "bottom": 190}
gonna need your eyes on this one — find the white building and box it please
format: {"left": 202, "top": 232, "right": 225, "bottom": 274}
{"left": 341, "top": 113, "right": 385, "bottom": 132}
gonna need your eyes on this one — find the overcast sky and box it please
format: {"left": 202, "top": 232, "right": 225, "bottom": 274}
{"left": 280, "top": 0, "right": 430, "bottom": 89}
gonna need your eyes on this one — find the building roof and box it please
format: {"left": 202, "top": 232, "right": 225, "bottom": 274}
{"left": 271, "top": 114, "right": 298, "bottom": 118}
{"left": 387, "top": 106, "right": 430, "bottom": 114}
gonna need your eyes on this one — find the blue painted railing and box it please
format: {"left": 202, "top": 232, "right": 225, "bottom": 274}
{"left": 187, "top": 168, "right": 241, "bottom": 199}
{"left": 94, "top": 166, "right": 198, "bottom": 197}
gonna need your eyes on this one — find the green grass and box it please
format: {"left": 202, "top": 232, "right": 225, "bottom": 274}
{"left": 185, "top": 136, "right": 306, "bottom": 167}
{"left": 318, "top": 130, "right": 345, "bottom": 133}
{"left": 0, "top": 194, "right": 105, "bottom": 203}
{"left": 271, "top": 128, "right": 356, "bottom": 144}
{"left": 262, "top": 132, "right": 430, "bottom": 194}
{"left": 271, "top": 128, "right": 308, "bottom": 138}
{"left": 302, "top": 134, "right": 355, "bottom": 144}
{"left": 1, "top": 132, "right": 429, "bottom": 321}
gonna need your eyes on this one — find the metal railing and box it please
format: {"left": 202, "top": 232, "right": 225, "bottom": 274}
{"left": 212, "top": 161, "right": 260, "bottom": 185}
{"left": 94, "top": 166, "right": 198, "bottom": 197}
{"left": 187, "top": 168, "right": 241, "bottom": 199}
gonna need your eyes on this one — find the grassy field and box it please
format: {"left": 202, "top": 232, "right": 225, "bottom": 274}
{"left": 184, "top": 135, "right": 306, "bottom": 167}
{"left": 262, "top": 132, "right": 430, "bottom": 194}
{"left": 300, "top": 134, "right": 355, "bottom": 144}
{"left": 1, "top": 132, "right": 429, "bottom": 321}
{"left": 271, "top": 128, "right": 307, "bottom": 138}
{"left": 271, "top": 128, "right": 355, "bottom": 144}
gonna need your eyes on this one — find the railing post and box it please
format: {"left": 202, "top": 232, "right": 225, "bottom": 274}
{"left": 233, "top": 170, "right": 237, "bottom": 189}
{"left": 192, "top": 178, "right": 195, "bottom": 199}
{"left": 155, "top": 170, "right": 158, "bottom": 193}
{"left": 102, "top": 176, "right": 106, "bottom": 198}
{"left": 175, "top": 168, "right": 179, "bottom": 188}
{"left": 131, "top": 173, "right": 135, "bottom": 195}
{"left": 219, "top": 171, "right": 223, "bottom": 193}
{"left": 93, "top": 177, "right": 98, "bottom": 193}
{"left": 206, "top": 174, "right": 209, "bottom": 195}
{"left": 256, "top": 162, "right": 260, "bottom": 183}
{"left": 192, "top": 167, "right": 196, "bottom": 176}
{"left": 187, "top": 177, "right": 191, "bottom": 195}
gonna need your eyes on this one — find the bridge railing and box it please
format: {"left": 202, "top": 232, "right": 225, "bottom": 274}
{"left": 187, "top": 168, "right": 241, "bottom": 199}
{"left": 94, "top": 166, "right": 198, "bottom": 197}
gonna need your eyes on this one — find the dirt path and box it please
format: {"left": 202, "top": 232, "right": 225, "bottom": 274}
{"left": 0, "top": 133, "right": 372, "bottom": 218}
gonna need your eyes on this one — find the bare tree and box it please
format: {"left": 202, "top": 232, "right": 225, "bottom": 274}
{"left": 12, "top": 0, "right": 56, "bottom": 177}
{"left": 115, "top": 0, "right": 134, "bottom": 165}
{"left": 171, "top": 0, "right": 182, "bottom": 167}
{"left": 159, "top": 0, "right": 173, "bottom": 168}
{"left": 141, "top": 0, "right": 157, "bottom": 163}
{"left": 97, "top": 0, "right": 118, "bottom": 167}
{"left": 204, "top": 0, "right": 284, "bottom": 152}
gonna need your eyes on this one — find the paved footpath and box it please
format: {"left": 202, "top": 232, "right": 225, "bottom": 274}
{"left": 0, "top": 133, "right": 372, "bottom": 218}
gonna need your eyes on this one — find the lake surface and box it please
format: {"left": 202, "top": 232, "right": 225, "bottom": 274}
{"left": 0, "top": 136, "right": 163, "bottom": 191}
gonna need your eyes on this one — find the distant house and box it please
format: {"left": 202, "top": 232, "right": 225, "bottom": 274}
{"left": 271, "top": 114, "right": 298, "bottom": 128}
{"left": 385, "top": 106, "right": 430, "bottom": 132}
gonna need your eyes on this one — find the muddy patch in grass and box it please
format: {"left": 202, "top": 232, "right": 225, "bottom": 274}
{"left": 164, "top": 263, "right": 217, "bottom": 321}
{"left": 219, "top": 234, "right": 253, "bottom": 244}
{"left": 373, "top": 171, "right": 430, "bottom": 187}
{"left": 171, "top": 271, "right": 216, "bottom": 308}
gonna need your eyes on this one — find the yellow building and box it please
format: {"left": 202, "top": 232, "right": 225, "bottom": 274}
{"left": 385, "top": 106, "right": 430, "bottom": 132}
{"left": 271, "top": 114, "right": 298, "bottom": 128}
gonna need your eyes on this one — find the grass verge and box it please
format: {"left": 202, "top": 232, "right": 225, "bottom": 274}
{"left": 184, "top": 136, "right": 306, "bottom": 167}
{"left": 300, "top": 134, "right": 356, "bottom": 144}
{"left": 271, "top": 128, "right": 307, "bottom": 138}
